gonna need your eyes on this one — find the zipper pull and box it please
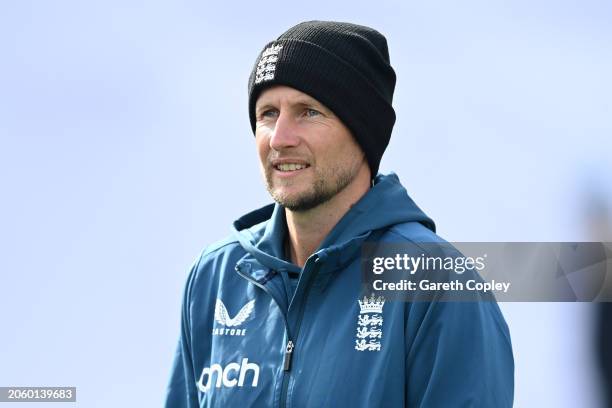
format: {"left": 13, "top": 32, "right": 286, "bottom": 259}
{"left": 283, "top": 340, "right": 295, "bottom": 371}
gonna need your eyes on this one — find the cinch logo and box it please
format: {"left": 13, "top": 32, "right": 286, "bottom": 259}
{"left": 213, "top": 299, "right": 255, "bottom": 337}
{"left": 196, "top": 358, "right": 260, "bottom": 392}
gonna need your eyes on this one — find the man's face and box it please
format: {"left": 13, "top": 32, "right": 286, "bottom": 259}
{"left": 255, "top": 85, "right": 368, "bottom": 212}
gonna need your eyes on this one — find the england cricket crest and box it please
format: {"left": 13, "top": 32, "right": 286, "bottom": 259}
{"left": 354, "top": 294, "right": 385, "bottom": 352}
{"left": 254, "top": 43, "right": 283, "bottom": 84}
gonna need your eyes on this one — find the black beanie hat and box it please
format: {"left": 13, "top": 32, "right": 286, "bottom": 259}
{"left": 247, "top": 20, "right": 397, "bottom": 178}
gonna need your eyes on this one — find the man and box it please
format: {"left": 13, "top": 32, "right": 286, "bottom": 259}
{"left": 165, "top": 21, "right": 514, "bottom": 407}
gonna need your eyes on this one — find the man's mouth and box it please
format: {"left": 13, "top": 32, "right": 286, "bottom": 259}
{"left": 274, "top": 163, "right": 310, "bottom": 172}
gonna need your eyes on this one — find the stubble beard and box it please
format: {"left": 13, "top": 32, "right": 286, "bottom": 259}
{"left": 264, "top": 161, "right": 361, "bottom": 212}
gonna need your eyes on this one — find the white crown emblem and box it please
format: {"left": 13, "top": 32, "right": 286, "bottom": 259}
{"left": 255, "top": 44, "right": 283, "bottom": 84}
{"left": 358, "top": 294, "right": 385, "bottom": 314}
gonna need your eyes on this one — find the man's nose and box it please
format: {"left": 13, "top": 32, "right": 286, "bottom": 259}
{"left": 269, "top": 111, "right": 300, "bottom": 150}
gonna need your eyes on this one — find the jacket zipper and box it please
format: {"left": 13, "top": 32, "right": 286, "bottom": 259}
{"left": 283, "top": 340, "right": 294, "bottom": 371}
{"left": 234, "top": 264, "right": 295, "bottom": 406}
{"left": 279, "top": 255, "right": 323, "bottom": 408}
{"left": 235, "top": 256, "right": 324, "bottom": 408}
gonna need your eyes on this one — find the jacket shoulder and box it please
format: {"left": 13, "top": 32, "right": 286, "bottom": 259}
{"left": 187, "top": 235, "right": 245, "bottom": 283}
{"left": 181, "top": 235, "right": 247, "bottom": 307}
{"left": 384, "top": 221, "right": 448, "bottom": 245}
{"left": 200, "top": 234, "right": 242, "bottom": 259}
{"left": 381, "top": 222, "right": 465, "bottom": 261}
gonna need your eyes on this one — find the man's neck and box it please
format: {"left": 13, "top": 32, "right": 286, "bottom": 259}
{"left": 284, "top": 167, "right": 371, "bottom": 267}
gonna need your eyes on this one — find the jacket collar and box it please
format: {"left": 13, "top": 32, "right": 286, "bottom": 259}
{"left": 232, "top": 173, "right": 435, "bottom": 287}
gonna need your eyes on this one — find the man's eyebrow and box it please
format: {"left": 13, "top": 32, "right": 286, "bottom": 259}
{"left": 255, "top": 103, "right": 276, "bottom": 112}
{"left": 294, "top": 98, "right": 323, "bottom": 107}
{"left": 255, "top": 98, "right": 327, "bottom": 111}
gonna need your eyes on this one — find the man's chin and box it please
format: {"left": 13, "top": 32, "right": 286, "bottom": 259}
{"left": 269, "top": 187, "right": 336, "bottom": 212}
{"left": 271, "top": 189, "right": 308, "bottom": 206}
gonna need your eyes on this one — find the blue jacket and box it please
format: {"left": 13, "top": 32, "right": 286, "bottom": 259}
{"left": 165, "top": 173, "right": 514, "bottom": 407}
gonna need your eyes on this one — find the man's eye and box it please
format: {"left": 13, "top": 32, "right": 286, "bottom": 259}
{"left": 305, "top": 108, "right": 320, "bottom": 117}
{"left": 260, "top": 109, "right": 278, "bottom": 119}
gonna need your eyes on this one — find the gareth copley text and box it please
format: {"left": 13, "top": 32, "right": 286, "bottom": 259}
{"left": 373, "top": 279, "right": 512, "bottom": 294}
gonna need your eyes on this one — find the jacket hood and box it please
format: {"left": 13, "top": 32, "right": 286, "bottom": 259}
{"left": 231, "top": 173, "right": 435, "bottom": 273}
